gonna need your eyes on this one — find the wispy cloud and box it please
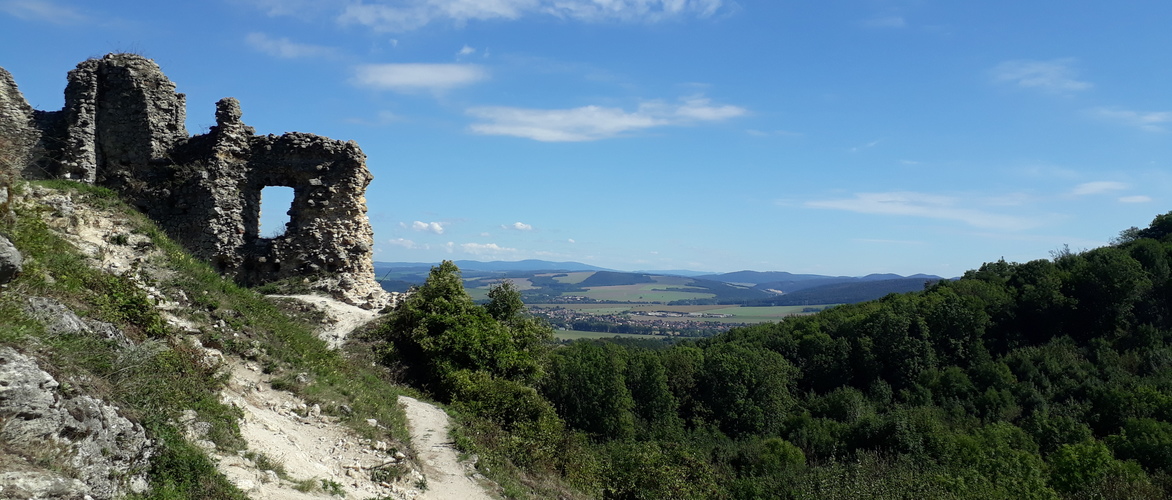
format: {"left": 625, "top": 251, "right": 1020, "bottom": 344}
{"left": 862, "top": 16, "right": 905, "bottom": 28}
{"left": 502, "top": 222, "right": 533, "bottom": 231}
{"left": 461, "top": 242, "right": 518, "bottom": 256}
{"left": 336, "top": 0, "right": 725, "bottom": 32}
{"left": 1119, "top": 195, "right": 1152, "bottom": 203}
{"left": 991, "top": 58, "right": 1092, "bottom": 94}
{"left": 467, "top": 95, "right": 746, "bottom": 141}
{"left": 406, "top": 221, "right": 446, "bottom": 234}
{"left": 1070, "top": 181, "right": 1127, "bottom": 196}
{"left": 457, "top": 45, "right": 476, "bottom": 57}
{"left": 388, "top": 238, "right": 419, "bottom": 249}
{"left": 1090, "top": 107, "right": 1172, "bottom": 132}
{"left": 0, "top": 0, "right": 87, "bottom": 24}
{"left": 850, "top": 139, "right": 883, "bottom": 152}
{"left": 246, "top": 33, "right": 336, "bottom": 59}
{"left": 806, "top": 191, "right": 1042, "bottom": 230}
{"left": 352, "top": 63, "right": 488, "bottom": 93}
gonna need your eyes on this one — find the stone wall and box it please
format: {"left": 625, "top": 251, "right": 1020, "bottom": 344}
{"left": 0, "top": 54, "right": 387, "bottom": 308}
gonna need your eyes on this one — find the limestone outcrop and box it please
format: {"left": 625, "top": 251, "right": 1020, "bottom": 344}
{"left": 0, "top": 234, "right": 20, "bottom": 285}
{"left": 0, "top": 54, "right": 387, "bottom": 308}
{"left": 0, "top": 347, "right": 153, "bottom": 499}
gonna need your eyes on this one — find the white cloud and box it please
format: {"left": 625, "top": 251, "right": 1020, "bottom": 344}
{"left": 336, "top": 0, "right": 724, "bottom": 32}
{"left": 862, "top": 16, "right": 905, "bottom": 28}
{"left": 352, "top": 63, "right": 488, "bottom": 92}
{"left": 1070, "top": 181, "right": 1128, "bottom": 196}
{"left": 246, "top": 33, "right": 336, "bottom": 59}
{"left": 1090, "top": 107, "right": 1172, "bottom": 132}
{"left": 467, "top": 95, "right": 746, "bottom": 141}
{"left": 1119, "top": 195, "right": 1153, "bottom": 203}
{"left": 806, "top": 191, "right": 1042, "bottom": 231}
{"left": 992, "top": 58, "right": 1092, "bottom": 94}
{"left": 0, "top": 0, "right": 87, "bottom": 24}
{"left": 568, "top": 238, "right": 576, "bottom": 244}
{"left": 457, "top": 45, "right": 476, "bottom": 56}
{"left": 460, "top": 242, "right": 518, "bottom": 255}
{"left": 502, "top": 222, "right": 533, "bottom": 231}
{"left": 411, "top": 221, "right": 446, "bottom": 234}
{"left": 388, "top": 238, "right": 418, "bottom": 249}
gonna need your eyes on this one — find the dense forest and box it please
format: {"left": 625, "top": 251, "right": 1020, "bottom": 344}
{"left": 372, "top": 211, "right": 1172, "bottom": 499}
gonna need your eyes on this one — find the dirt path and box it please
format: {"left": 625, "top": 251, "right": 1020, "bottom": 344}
{"left": 399, "top": 396, "right": 494, "bottom": 500}
{"left": 269, "top": 294, "right": 380, "bottom": 349}
{"left": 213, "top": 360, "right": 424, "bottom": 499}
{"left": 208, "top": 293, "right": 494, "bottom": 499}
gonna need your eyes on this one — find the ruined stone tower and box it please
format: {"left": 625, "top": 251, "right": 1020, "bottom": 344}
{"left": 0, "top": 54, "right": 387, "bottom": 309}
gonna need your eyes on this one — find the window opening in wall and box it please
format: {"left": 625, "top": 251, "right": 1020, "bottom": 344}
{"left": 259, "top": 186, "right": 294, "bottom": 238}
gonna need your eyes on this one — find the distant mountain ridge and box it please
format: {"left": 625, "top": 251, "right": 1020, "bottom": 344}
{"left": 375, "top": 261, "right": 944, "bottom": 282}
{"left": 374, "top": 259, "right": 613, "bottom": 272}
{"left": 372, "top": 261, "right": 947, "bottom": 305}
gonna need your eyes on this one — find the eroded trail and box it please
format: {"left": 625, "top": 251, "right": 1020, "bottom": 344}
{"left": 209, "top": 293, "right": 494, "bottom": 499}
{"left": 214, "top": 360, "right": 423, "bottom": 499}
{"left": 399, "top": 396, "right": 495, "bottom": 500}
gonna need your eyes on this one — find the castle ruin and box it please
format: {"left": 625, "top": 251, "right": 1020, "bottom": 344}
{"left": 0, "top": 54, "right": 387, "bottom": 309}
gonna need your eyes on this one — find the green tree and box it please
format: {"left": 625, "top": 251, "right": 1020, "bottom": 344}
{"left": 1049, "top": 440, "right": 1114, "bottom": 495}
{"left": 381, "top": 261, "right": 548, "bottom": 396}
{"left": 543, "top": 341, "right": 636, "bottom": 440}
{"left": 624, "top": 349, "right": 682, "bottom": 439}
{"left": 698, "top": 342, "right": 796, "bottom": 437}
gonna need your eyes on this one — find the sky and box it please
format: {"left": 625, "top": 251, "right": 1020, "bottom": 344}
{"left": 2, "top": 1, "right": 1171, "bottom": 277}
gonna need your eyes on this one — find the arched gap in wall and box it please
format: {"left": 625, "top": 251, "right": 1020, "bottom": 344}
{"left": 259, "top": 186, "right": 294, "bottom": 238}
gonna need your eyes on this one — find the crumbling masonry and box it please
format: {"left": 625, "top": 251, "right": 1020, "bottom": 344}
{"left": 0, "top": 54, "right": 387, "bottom": 308}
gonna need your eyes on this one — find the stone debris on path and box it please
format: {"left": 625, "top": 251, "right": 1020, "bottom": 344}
{"left": 211, "top": 360, "right": 426, "bottom": 500}
{"left": 399, "top": 395, "right": 495, "bottom": 500}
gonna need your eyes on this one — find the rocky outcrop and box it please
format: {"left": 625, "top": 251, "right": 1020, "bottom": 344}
{"left": 23, "top": 297, "right": 132, "bottom": 347}
{"left": 0, "top": 347, "right": 153, "bottom": 499}
{"left": 0, "top": 234, "right": 20, "bottom": 285}
{"left": 0, "top": 54, "right": 387, "bottom": 308}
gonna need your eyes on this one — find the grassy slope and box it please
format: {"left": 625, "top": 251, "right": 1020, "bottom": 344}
{"left": 0, "top": 181, "right": 411, "bottom": 499}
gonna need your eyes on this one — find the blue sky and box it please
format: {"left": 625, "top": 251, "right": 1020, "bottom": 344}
{"left": 3, "top": 1, "right": 1171, "bottom": 276}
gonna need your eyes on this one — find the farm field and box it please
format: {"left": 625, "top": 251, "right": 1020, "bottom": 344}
{"left": 575, "top": 284, "right": 716, "bottom": 302}
{"left": 547, "top": 272, "right": 593, "bottom": 284}
{"left": 465, "top": 277, "right": 536, "bottom": 290}
{"left": 530, "top": 303, "right": 833, "bottom": 324}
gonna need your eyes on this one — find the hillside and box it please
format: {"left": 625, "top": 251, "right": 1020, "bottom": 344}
{"left": 349, "top": 209, "right": 1172, "bottom": 499}
{"left": 745, "top": 277, "right": 940, "bottom": 305}
{"left": 0, "top": 182, "right": 495, "bottom": 499}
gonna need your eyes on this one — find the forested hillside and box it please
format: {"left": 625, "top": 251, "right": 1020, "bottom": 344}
{"left": 375, "top": 211, "right": 1172, "bottom": 499}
